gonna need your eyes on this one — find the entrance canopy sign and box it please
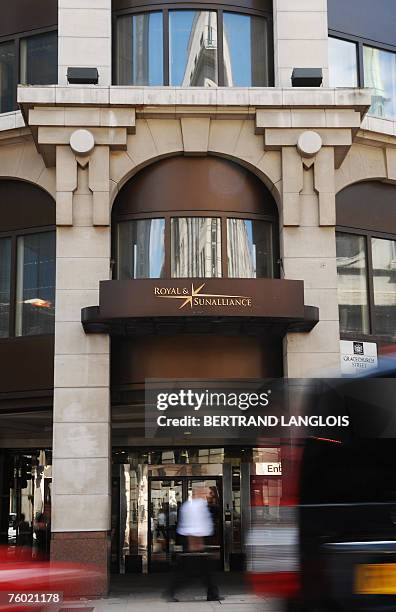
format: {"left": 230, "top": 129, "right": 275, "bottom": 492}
{"left": 340, "top": 340, "right": 378, "bottom": 375}
{"left": 81, "top": 278, "right": 319, "bottom": 336}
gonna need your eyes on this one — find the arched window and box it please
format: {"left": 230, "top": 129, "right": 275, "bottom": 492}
{"left": 0, "top": 180, "right": 55, "bottom": 338}
{"left": 113, "top": 1, "right": 273, "bottom": 87}
{"left": 112, "top": 156, "right": 279, "bottom": 280}
{"left": 336, "top": 181, "right": 396, "bottom": 340}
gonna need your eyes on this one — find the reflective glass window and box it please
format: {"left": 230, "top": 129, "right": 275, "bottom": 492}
{"left": 116, "top": 12, "right": 163, "bottom": 86}
{"left": 171, "top": 217, "right": 221, "bottom": 278}
{"left": 329, "top": 37, "right": 358, "bottom": 88}
{"left": 364, "top": 45, "right": 396, "bottom": 121}
{"left": 0, "top": 41, "right": 16, "bottom": 113}
{"left": 227, "top": 219, "right": 273, "bottom": 278}
{"left": 372, "top": 237, "right": 396, "bottom": 336}
{"left": 0, "top": 238, "right": 11, "bottom": 338}
{"left": 118, "top": 219, "right": 165, "bottom": 279}
{"left": 336, "top": 233, "right": 370, "bottom": 334}
{"left": 20, "top": 31, "right": 58, "bottom": 85}
{"left": 15, "top": 232, "right": 56, "bottom": 336}
{"left": 223, "top": 13, "right": 268, "bottom": 87}
{"left": 169, "top": 11, "right": 218, "bottom": 86}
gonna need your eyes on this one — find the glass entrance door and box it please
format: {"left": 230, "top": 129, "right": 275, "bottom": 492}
{"left": 149, "top": 479, "right": 183, "bottom": 572}
{"left": 148, "top": 477, "right": 222, "bottom": 571}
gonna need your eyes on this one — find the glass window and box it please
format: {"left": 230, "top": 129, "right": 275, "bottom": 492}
{"left": 336, "top": 233, "right": 369, "bottom": 334}
{"left": 372, "top": 237, "right": 396, "bottom": 336}
{"left": 118, "top": 219, "right": 165, "bottom": 279}
{"left": 20, "top": 31, "right": 58, "bottom": 85}
{"left": 169, "top": 11, "right": 218, "bottom": 86}
{"left": 0, "top": 238, "right": 11, "bottom": 338}
{"left": 223, "top": 13, "right": 268, "bottom": 87}
{"left": 15, "top": 232, "right": 56, "bottom": 336}
{"left": 171, "top": 217, "right": 221, "bottom": 278}
{"left": 364, "top": 45, "right": 396, "bottom": 121}
{"left": 116, "top": 12, "right": 163, "bottom": 86}
{"left": 329, "top": 37, "right": 358, "bottom": 88}
{"left": 0, "top": 41, "right": 16, "bottom": 113}
{"left": 227, "top": 219, "right": 273, "bottom": 278}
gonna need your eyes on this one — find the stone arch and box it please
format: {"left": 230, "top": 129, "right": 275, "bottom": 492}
{"left": 109, "top": 118, "right": 281, "bottom": 209}
{"left": 0, "top": 138, "right": 56, "bottom": 199}
{"left": 335, "top": 144, "right": 388, "bottom": 194}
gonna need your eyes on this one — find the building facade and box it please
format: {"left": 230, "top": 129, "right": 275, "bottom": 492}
{"left": 0, "top": 0, "right": 395, "bottom": 596}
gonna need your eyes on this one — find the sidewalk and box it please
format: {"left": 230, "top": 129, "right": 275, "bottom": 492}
{"left": 60, "top": 573, "right": 284, "bottom": 612}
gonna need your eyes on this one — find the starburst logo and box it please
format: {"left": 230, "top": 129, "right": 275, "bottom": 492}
{"left": 154, "top": 283, "right": 252, "bottom": 309}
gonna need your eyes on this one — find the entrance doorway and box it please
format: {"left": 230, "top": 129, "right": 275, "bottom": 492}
{"left": 148, "top": 477, "right": 222, "bottom": 572}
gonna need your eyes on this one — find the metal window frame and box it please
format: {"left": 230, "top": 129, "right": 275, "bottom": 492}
{"left": 0, "top": 226, "right": 55, "bottom": 340}
{"left": 0, "top": 25, "right": 58, "bottom": 113}
{"left": 329, "top": 29, "right": 396, "bottom": 88}
{"left": 113, "top": 211, "right": 279, "bottom": 280}
{"left": 112, "top": 4, "right": 274, "bottom": 87}
{"left": 336, "top": 225, "right": 396, "bottom": 342}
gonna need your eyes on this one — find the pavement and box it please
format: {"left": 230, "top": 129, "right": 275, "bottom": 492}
{"left": 59, "top": 573, "right": 284, "bottom": 612}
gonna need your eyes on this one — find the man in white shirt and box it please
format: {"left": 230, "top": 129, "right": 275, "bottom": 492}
{"left": 166, "top": 486, "right": 222, "bottom": 602}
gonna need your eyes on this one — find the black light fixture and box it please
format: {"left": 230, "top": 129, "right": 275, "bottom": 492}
{"left": 291, "top": 68, "right": 323, "bottom": 87}
{"left": 67, "top": 67, "right": 99, "bottom": 85}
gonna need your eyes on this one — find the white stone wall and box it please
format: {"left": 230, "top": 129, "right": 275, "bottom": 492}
{"left": 58, "top": 0, "right": 112, "bottom": 86}
{"left": 52, "top": 168, "right": 111, "bottom": 532}
{"left": 55, "top": 0, "right": 331, "bottom": 90}
{"left": 273, "top": 0, "right": 329, "bottom": 87}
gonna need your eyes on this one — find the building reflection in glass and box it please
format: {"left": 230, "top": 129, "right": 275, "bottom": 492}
{"left": 171, "top": 217, "right": 222, "bottom": 278}
{"left": 223, "top": 13, "right": 268, "bottom": 87}
{"left": 118, "top": 218, "right": 165, "bottom": 279}
{"left": 336, "top": 233, "right": 370, "bottom": 334}
{"left": 117, "top": 12, "right": 163, "bottom": 86}
{"left": 227, "top": 219, "right": 273, "bottom": 278}
{"left": 364, "top": 45, "right": 396, "bottom": 121}
{"left": 169, "top": 11, "right": 218, "bottom": 86}
{"left": 372, "top": 237, "right": 396, "bottom": 336}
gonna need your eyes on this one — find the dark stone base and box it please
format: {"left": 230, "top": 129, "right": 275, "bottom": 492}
{"left": 51, "top": 531, "right": 109, "bottom": 597}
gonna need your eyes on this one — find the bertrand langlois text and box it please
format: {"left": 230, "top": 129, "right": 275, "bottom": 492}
{"left": 156, "top": 414, "right": 350, "bottom": 428}
{"left": 151, "top": 389, "right": 350, "bottom": 429}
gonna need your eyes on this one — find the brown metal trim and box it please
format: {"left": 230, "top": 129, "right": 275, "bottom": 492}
{"left": 115, "top": 210, "right": 276, "bottom": 221}
{"left": 335, "top": 225, "right": 396, "bottom": 241}
{"left": 336, "top": 181, "right": 396, "bottom": 236}
{"left": 112, "top": 157, "right": 279, "bottom": 217}
{"left": 113, "top": 1, "right": 272, "bottom": 17}
{"left": 0, "top": 2, "right": 57, "bottom": 39}
{"left": 0, "top": 24, "right": 58, "bottom": 44}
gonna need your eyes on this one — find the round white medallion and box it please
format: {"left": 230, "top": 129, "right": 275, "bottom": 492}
{"left": 297, "top": 130, "right": 322, "bottom": 158}
{"left": 69, "top": 129, "right": 95, "bottom": 155}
